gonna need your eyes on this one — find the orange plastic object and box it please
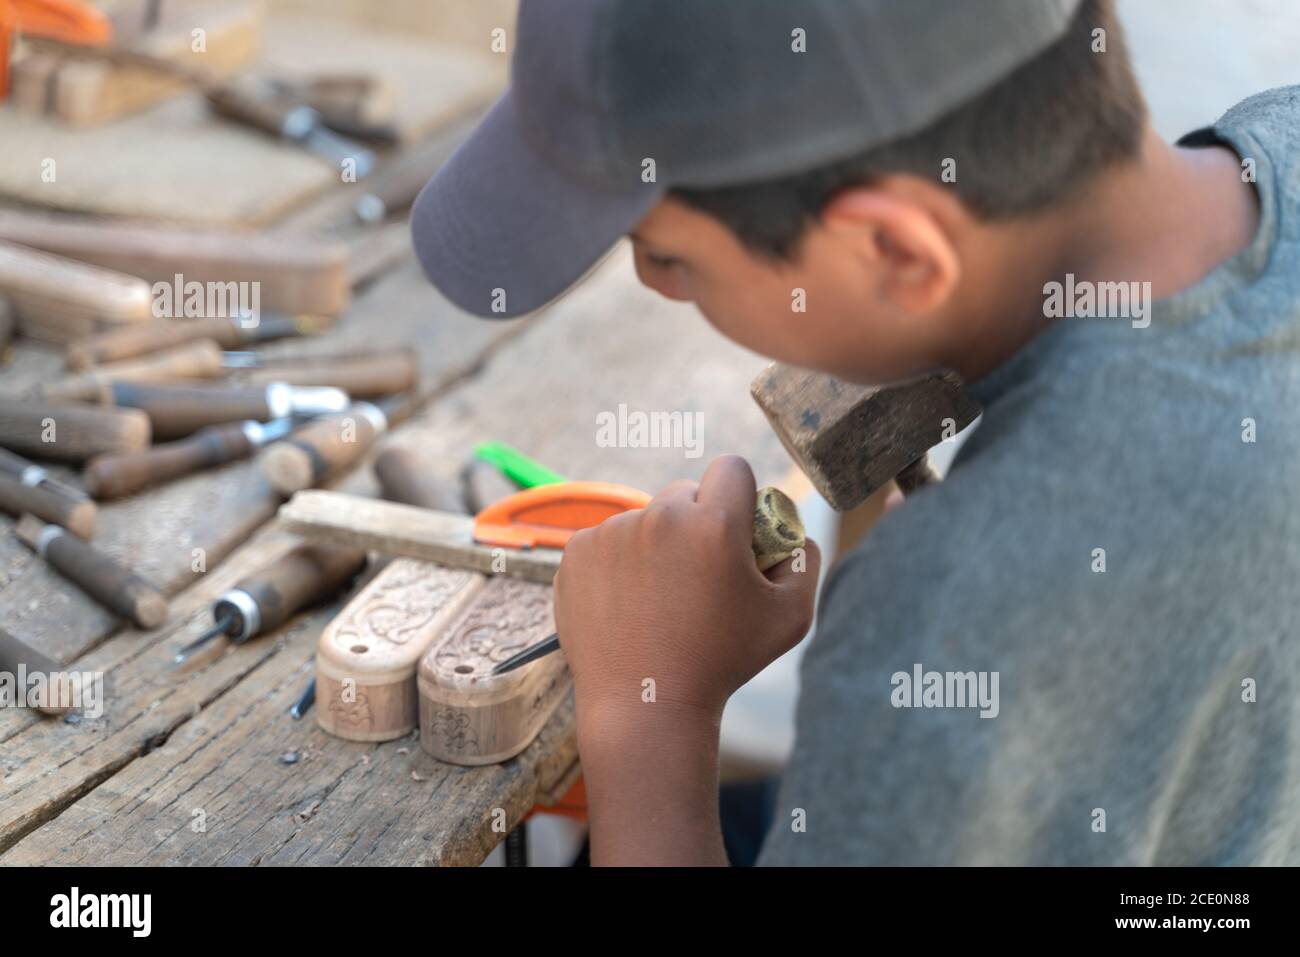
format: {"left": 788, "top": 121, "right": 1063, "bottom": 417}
{"left": 472, "top": 480, "right": 651, "bottom": 550}
{"left": 0, "top": 0, "right": 113, "bottom": 98}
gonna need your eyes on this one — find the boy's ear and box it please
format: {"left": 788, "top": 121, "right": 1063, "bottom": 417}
{"left": 822, "top": 186, "right": 961, "bottom": 317}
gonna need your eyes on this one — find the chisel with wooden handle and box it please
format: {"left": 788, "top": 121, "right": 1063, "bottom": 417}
{"left": 0, "top": 400, "right": 151, "bottom": 463}
{"left": 84, "top": 418, "right": 294, "bottom": 500}
{"left": 228, "top": 349, "right": 419, "bottom": 399}
{"left": 0, "top": 628, "right": 80, "bottom": 716}
{"left": 15, "top": 514, "right": 169, "bottom": 629}
{"left": 260, "top": 395, "right": 416, "bottom": 495}
{"left": 491, "top": 486, "right": 807, "bottom": 675}
{"left": 0, "top": 472, "right": 96, "bottom": 539}
{"left": 174, "top": 543, "right": 367, "bottom": 663}
{"left": 373, "top": 446, "right": 463, "bottom": 513}
{"left": 0, "top": 240, "right": 153, "bottom": 343}
{"left": 99, "top": 381, "right": 350, "bottom": 441}
{"left": 65, "top": 313, "right": 330, "bottom": 370}
{"left": 38, "top": 339, "right": 226, "bottom": 402}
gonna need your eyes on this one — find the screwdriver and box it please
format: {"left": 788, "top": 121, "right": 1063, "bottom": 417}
{"left": 84, "top": 418, "right": 295, "bottom": 500}
{"left": 174, "top": 543, "right": 367, "bottom": 663}
{"left": 491, "top": 486, "right": 807, "bottom": 675}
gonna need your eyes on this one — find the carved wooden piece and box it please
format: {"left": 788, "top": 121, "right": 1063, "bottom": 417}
{"left": 317, "top": 559, "right": 484, "bottom": 742}
{"left": 750, "top": 364, "right": 981, "bottom": 511}
{"left": 417, "top": 576, "right": 569, "bottom": 766}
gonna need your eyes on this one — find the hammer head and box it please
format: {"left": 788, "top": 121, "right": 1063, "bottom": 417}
{"left": 750, "top": 364, "right": 981, "bottom": 511}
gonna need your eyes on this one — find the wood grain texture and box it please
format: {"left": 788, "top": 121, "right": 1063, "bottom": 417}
{"left": 750, "top": 364, "right": 981, "bottom": 511}
{"left": 280, "top": 492, "right": 563, "bottom": 584}
{"left": 418, "top": 576, "right": 568, "bottom": 765}
{"left": 0, "top": 213, "right": 351, "bottom": 319}
{"left": 0, "top": 241, "right": 153, "bottom": 343}
{"left": 317, "top": 559, "right": 484, "bottom": 742}
{"left": 0, "top": 243, "right": 788, "bottom": 865}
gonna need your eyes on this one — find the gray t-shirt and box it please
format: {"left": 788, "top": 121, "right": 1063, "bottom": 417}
{"left": 760, "top": 87, "right": 1300, "bottom": 866}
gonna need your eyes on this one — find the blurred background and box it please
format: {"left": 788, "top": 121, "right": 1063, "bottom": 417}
{"left": 0, "top": 1, "right": 1297, "bottom": 867}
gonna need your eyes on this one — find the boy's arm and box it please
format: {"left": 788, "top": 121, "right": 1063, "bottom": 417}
{"left": 553, "top": 455, "right": 820, "bottom": 866}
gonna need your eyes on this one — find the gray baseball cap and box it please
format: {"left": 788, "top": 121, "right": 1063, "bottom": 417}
{"left": 412, "top": 0, "right": 1083, "bottom": 319}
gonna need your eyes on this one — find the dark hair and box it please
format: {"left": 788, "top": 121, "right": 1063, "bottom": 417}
{"left": 671, "top": 0, "right": 1147, "bottom": 259}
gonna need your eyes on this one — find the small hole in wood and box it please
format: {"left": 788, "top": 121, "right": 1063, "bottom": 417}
{"left": 351, "top": 645, "right": 368, "bottom": 654}
{"left": 454, "top": 665, "right": 474, "bottom": 674}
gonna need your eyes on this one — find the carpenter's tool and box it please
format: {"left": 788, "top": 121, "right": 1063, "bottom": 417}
{"left": 260, "top": 394, "right": 416, "bottom": 496}
{"left": 0, "top": 211, "right": 350, "bottom": 320}
{"left": 84, "top": 418, "right": 294, "bottom": 500}
{"left": 289, "top": 676, "right": 315, "bottom": 720}
{"left": 490, "top": 484, "right": 806, "bottom": 676}
{"left": 96, "top": 381, "right": 349, "bottom": 441}
{"left": 0, "top": 239, "right": 152, "bottom": 343}
{"left": 0, "top": 627, "right": 79, "bottom": 716}
{"left": 268, "top": 73, "right": 399, "bottom": 145}
{"left": 226, "top": 349, "right": 419, "bottom": 399}
{"left": 65, "top": 313, "right": 330, "bottom": 371}
{"left": 0, "top": 400, "right": 151, "bottom": 462}
{"left": 205, "top": 78, "right": 375, "bottom": 177}
{"left": 38, "top": 339, "right": 227, "bottom": 402}
{"left": 15, "top": 513, "right": 168, "bottom": 628}
{"left": 0, "top": 470, "right": 96, "bottom": 538}
{"left": 373, "top": 446, "right": 462, "bottom": 513}
{"left": 750, "top": 366, "right": 980, "bottom": 509}
{"left": 0, "top": 445, "right": 88, "bottom": 504}
{"left": 173, "top": 543, "right": 367, "bottom": 663}
{"left": 474, "top": 442, "right": 566, "bottom": 489}
{"left": 0, "top": 0, "right": 113, "bottom": 99}
{"left": 352, "top": 143, "right": 454, "bottom": 224}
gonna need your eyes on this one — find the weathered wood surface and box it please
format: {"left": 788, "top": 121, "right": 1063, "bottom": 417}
{"left": 0, "top": 17, "right": 500, "bottom": 226}
{"left": 1, "top": 245, "right": 794, "bottom": 864}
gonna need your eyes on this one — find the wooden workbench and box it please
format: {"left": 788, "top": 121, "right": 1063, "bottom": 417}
{"left": 0, "top": 32, "right": 793, "bottom": 862}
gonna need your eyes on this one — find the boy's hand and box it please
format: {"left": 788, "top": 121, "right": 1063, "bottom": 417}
{"left": 553, "top": 455, "right": 821, "bottom": 722}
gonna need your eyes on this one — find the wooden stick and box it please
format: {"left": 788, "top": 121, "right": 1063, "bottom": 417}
{"left": 0, "top": 212, "right": 350, "bottom": 318}
{"left": 0, "top": 474, "right": 96, "bottom": 539}
{"left": 279, "top": 491, "right": 562, "bottom": 584}
{"left": 38, "top": 339, "right": 226, "bottom": 402}
{"left": 65, "top": 314, "right": 325, "bottom": 370}
{"left": 0, "top": 628, "right": 78, "bottom": 716}
{"left": 15, "top": 514, "right": 168, "bottom": 629}
{"left": 373, "top": 446, "right": 463, "bottom": 512}
{"left": 237, "top": 350, "right": 419, "bottom": 398}
{"left": 0, "top": 240, "right": 153, "bottom": 344}
{"left": 0, "top": 400, "right": 151, "bottom": 462}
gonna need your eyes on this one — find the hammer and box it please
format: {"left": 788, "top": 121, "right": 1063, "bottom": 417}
{"left": 749, "top": 364, "right": 981, "bottom": 511}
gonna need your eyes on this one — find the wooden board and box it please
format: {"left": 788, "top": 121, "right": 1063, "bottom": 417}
{"left": 0, "top": 261, "right": 523, "bottom": 663}
{"left": 0, "top": 17, "right": 501, "bottom": 225}
{"left": 0, "top": 244, "right": 795, "bottom": 865}
{"left": 280, "top": 492, "right": 563, "bottom": 584}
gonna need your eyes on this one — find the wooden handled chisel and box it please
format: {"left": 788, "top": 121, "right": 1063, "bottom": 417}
{"left": 491, "top": 486, "right": 807, "bottom": 675}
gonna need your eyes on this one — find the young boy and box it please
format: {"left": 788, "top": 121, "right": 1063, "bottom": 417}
{"left": 411, "top": 0, "right": 1300, "bottom": 864}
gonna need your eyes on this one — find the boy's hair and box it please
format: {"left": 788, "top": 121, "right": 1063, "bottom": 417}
{"left": 672, "top": 0, "right": 1147, "bottom": 259}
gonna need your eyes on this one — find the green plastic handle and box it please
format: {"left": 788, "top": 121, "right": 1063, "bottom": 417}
{"left": 473, "top": 442, "right": 566, "bottom": 489}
